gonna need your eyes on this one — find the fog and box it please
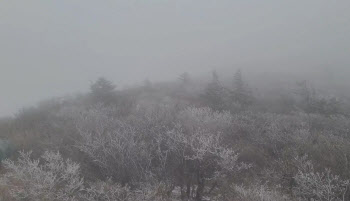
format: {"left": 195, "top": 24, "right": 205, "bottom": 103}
{"left": 1, "top": 0, "right": 350, "bottom": 116}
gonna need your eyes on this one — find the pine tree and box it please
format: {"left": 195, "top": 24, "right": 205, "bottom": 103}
{"left": 202, "top": 71, "right": 227, "bottom": 111}
{"left": 233, "top": 69, "right": 244, "bottom": 94}
{"left": 90, "top": 77, "right": 117, "bottom": 105}
{"left": 178, "top": 72, "right": 191, "bottom": 84}
{"left": 295, "top": 80, "right": 340, "bottom": 115}
{"left": 231, "top": 69, "right": 253, "bottom": 107}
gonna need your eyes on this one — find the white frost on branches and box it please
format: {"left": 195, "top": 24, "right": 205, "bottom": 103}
{"left": 0, "top": 151, "right": 84, "bottom": 201}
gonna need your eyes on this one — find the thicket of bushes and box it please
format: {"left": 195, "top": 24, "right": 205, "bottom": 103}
{"left": 0, "top": 72, "right": 350, "bottom": 201}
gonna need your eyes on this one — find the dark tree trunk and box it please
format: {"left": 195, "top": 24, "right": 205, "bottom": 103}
{"left": 195, "top": 171, "right": 204, "bottom": 201}
{"left": 186, "top": 181, "right": 191, "bottom": 198}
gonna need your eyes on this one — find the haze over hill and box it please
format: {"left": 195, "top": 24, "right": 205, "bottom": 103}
{"left": 1, "top": 0, "right": 350, "bottom": 116}
{"left": 2, "top": 1, "right": 350, "bottom": 200}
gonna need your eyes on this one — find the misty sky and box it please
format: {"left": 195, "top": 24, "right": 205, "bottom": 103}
{"left": 1, "top": 0, "right": 350, "bottom": 116}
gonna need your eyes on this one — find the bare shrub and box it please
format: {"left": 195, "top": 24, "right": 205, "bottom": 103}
{"left": 75, "top": 106, "right": 152, "bottom": 184}
{"left": 0, "top": 150, "right": 178, "bottom": 201}
{"left": 155, "top": 107, "right": 250, "bottom": 200}
{"left": 293, "top": 157, "right": 349, "bottom": 201}
{"left": 230, "top": 184, "right": 291, "bottom": 201}
{"left": 0, "top": 151, "right": 84, "bottom": 201}
{"left": 81, "top": 179, "right": 132, "bottom": 201}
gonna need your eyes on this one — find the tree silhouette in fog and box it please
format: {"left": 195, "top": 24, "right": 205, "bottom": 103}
{"left": 90, "top": 77, "right": 117, "bottom": 105}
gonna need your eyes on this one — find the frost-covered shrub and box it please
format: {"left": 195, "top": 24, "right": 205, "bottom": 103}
{"left": 225, "top": 112, "right": 311, "bottom": 172}
{"left": 293, "top": 157, "right": 349, "bottom": 201}
{"left": 0, "top": 151, "right": 84, "bottom": 201}
{"left": 126, "top": 98, "right": 181, "bottom": 140}
{"left": 81, "top": 180, "right": 182, "bottom": 201}
{"left": 294, "top": 169, "right": 349, "bottom": 201}
{"left": 75, "top": 107, "right": 152, "bottom": 184}
{"left": 132, "top": 182, "right": 180, "bottom": 201}
{"left": 307, "top": 114, "right": 350, "bottom": 138}
{"left": 178, "top": 107, "right": 232, "bottom": 133}
{"left": 228, "top": 184, "right": 291, "bottom": 201}
{"left": 154, "top": 107, "right": 250, "bottom": 200}
{"left": 229, "top": 112, "right": 310, "bottom": 143}
{"left": 0, "top": 150, "right": 178, "bottom": 201}
{"left": 81, "top": 179, "right": 132, "bottom": 201}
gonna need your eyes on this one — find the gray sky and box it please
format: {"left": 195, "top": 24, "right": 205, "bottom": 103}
{"left": 1, "top": 0, "right": 350, "bottom": 116}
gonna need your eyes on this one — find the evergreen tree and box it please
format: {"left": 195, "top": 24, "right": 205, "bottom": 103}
{"left": 202, "top": 71, "right": 227, "bottom": 111}
{"left": 295, "top": 80, "right": 341, "bottom": 115}
{"left": 178, "top": 72, "right": 191, "bottom": 85}
{"left": 231, "top": 69, "right": 253, "bottom": 107}
{"left": 90, "top": 77, "right": 117, "bottom": 105}
{"left": 233, "top": 69, "right": 244, "bottom": 94}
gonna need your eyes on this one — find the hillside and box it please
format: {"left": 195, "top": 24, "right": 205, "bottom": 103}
{"left": 0, "top": 73, "right": 350, "bottom": 201}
